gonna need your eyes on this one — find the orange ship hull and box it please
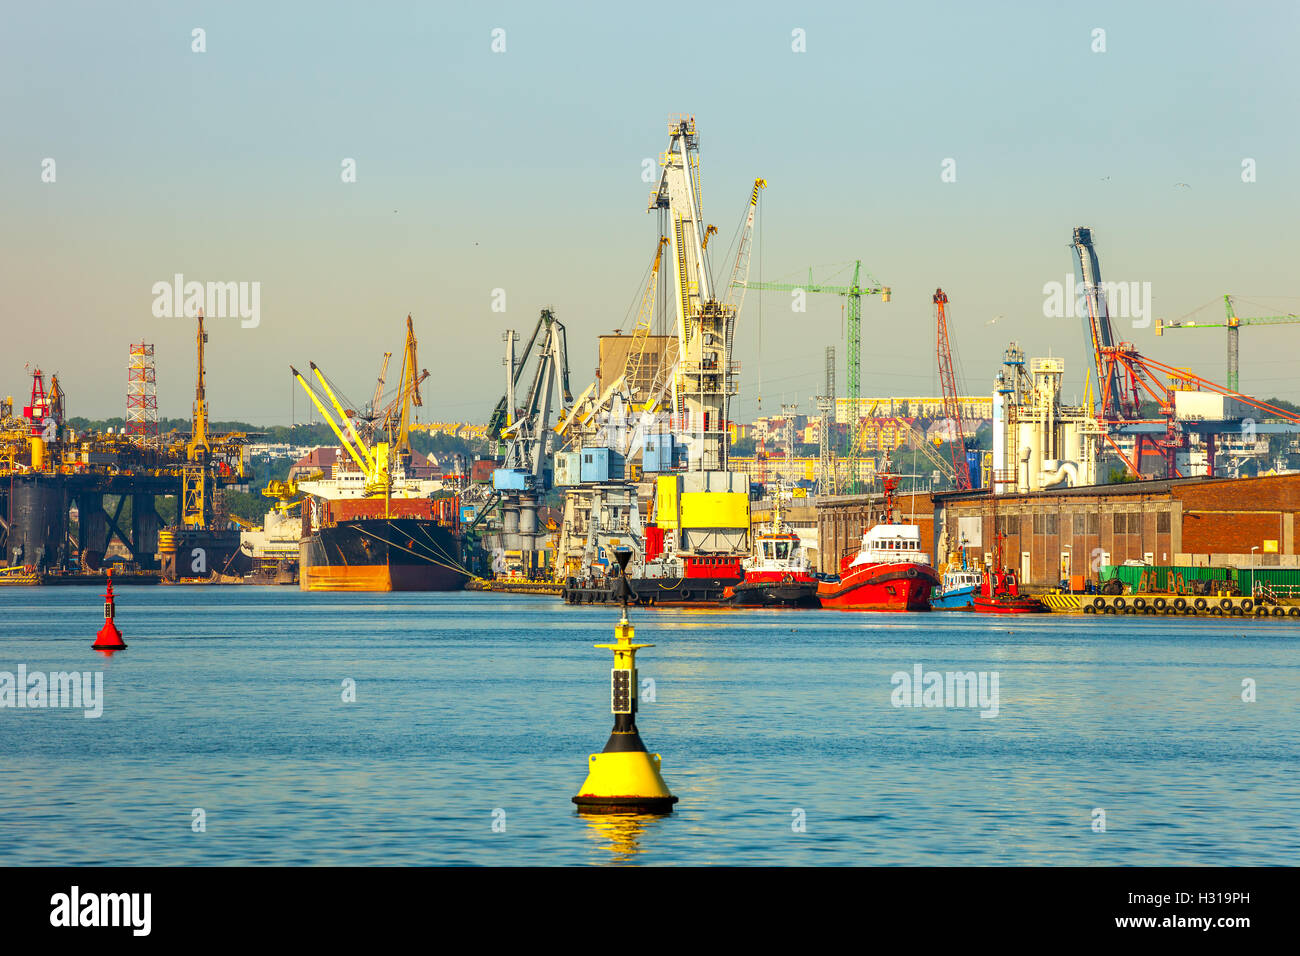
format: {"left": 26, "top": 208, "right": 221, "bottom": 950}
{"left": 299, "top": 517, "right": 469, "bottom": 592}
{"left": 302, "top": 564, "right": 459, "bottom": 592}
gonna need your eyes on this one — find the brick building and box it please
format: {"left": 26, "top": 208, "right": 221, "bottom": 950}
{"left": 934, "top": 473, "right": 1300, "bottom": 587}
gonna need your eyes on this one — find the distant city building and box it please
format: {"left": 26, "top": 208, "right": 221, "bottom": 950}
{"left": 836, "top": 396, "right": 993, "bottom": 423}
{"left": 247, "top": 442, "right": 316, "bottom": 460}
{"left": 731, "top": 455, "right": 876, "bottom": 486}
{"left": 856, "top": 417, "right": 917, "bottom": 452}
{"left": 408, "top": 422, "right": 490, "bottom": 441}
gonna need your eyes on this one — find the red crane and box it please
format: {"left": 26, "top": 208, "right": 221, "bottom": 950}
{"left": 934, "top": 288, "right": 972, "bottom": 490}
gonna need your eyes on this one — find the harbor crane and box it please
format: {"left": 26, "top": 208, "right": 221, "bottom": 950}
{"left": 646, "top": 114, "right": 739, "bottom": 473}
{"left": 179, "top": 312, "right": 246, "bottom": 530}
{"left": 1071, "top": 228, "right": 1300, "bottom": 478}
{"left": 1157, "top": 294, "right": 1300, "bottom": 393}
{"left": 354, "top": 318, "right": 429, "bottom": 449}
{"left": 289, "top": 315, "right": 434, "bottom": 499}
{"left": 934, "top": 288, "right": 973, "bottom": 490}
{"left": 491, "top": 308, "right": 573, "bottom": 563}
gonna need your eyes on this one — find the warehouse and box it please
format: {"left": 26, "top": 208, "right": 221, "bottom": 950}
{"left": 933, "top": 473, "right": 1300, "bottom": 587}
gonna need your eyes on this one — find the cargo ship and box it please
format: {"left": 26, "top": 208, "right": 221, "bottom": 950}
{"left": 301, "top": 507, "right": 467, "bottom": 591}
{"left": 290, "top": 317, "right": 472, "bottom": 593}
{"left": 816, "top": 470, "right": 939, "bottom": 611}
{"left": 297, "top": 465, "right": 469, "bottom": 593}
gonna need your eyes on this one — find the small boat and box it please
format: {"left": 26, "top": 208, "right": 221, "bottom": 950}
{"left": 816, "top": 466, "right": 938, "bottom": 611}
{"left": 932, "top": 567, "right": 981, "bottom": 610}
{"left": 724, "top": 490, "right": 820, "bottom": 608}
{"left": 931, "top": 539, "right": 979, "bottom": 610}
{"left": 972, "top": 533, "right": 1047, "bottom": 614}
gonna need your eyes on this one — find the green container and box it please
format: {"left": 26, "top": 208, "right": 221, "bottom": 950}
{"left": 1238, "top": 567, "right": 1300, "bottom": 595}
{"left": 1102, "top": 564, "right": 1231, "bottom": 593}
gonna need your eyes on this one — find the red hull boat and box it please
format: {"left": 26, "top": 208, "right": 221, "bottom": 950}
{"left": 815, "top": 469, "right": 938, "bottom": 612}
{"left": 818, "top": 565, "right": 937, "bottom": 611}
{"left": 973, "top": 532, "right": 1047, "bottom": 614}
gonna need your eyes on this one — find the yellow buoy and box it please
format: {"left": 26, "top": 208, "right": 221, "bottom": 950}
{"left": 572, "top": 550, "right": 678, "bottom": 815}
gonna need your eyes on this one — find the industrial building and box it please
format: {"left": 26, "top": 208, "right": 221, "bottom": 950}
{"left": 807, "top": 491, "right": 938, "bottom": 577}
{"left": 933, "top": 472, "right": 1300, "bottom": 588}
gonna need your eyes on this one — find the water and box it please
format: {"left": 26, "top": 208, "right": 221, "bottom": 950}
{"left": 1, "top": 586, "right": 1297, "bottom": 866}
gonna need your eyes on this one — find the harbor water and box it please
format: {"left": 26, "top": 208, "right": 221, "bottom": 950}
{"left": 1, "top": 588, "right": 1297, "bottom": 866}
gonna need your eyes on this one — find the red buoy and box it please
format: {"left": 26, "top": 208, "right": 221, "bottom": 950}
{"left": 92, "top": 568, "right": 127, "bottom": 652}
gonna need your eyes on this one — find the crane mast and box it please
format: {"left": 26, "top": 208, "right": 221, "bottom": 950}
{"left": 393, "top": 315, "right": 424, "bottom": 453}
{"left": 1071, "top": 227, "right": 1126, "bottom": 419}
{"left": 934, "top": 288, "right": 972, "bottom": 490}
{"left": 182, "top": 312, "right": 213, "bottom": 528}
{"left": 648, "top": 115, "right": 736, "bottom": 472}
{"left": 188, "top": 312, "right": 210, "bottom": 460}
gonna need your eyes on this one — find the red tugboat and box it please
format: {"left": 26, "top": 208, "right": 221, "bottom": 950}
{"left": 724, "top": 490, "right": 820, "bottom": 608}
{"left": 816, "top": 467, "right": 939, "bottom": 611}
{"left": 973, "top": 533, "right": 1047, "bottom": 614}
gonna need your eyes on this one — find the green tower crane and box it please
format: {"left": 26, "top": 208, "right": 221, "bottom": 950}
{"left": 737, "top": 260, "right": 890, "bottom": 407}
{"left": 1157, "top": 294, "right": 1300, "bottom": 393}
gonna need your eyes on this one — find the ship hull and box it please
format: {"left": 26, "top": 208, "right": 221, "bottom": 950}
{"left": 724, "top": 579, "right": 821, "bottom": 608}
{"left": 817, "top": 564, "right": 938, "bottom": 611}
{"left": 562, "top": 575, "right": 741, "bottom": 607}
{"left": 300, "top": 518, "right": 469, "bottom": 593}
{"left": 973, "top": 595, "right": 1048, "bottom": 614}
{"left": 161, "top": 529, "right": 250, "bottom": 583}
{"left": 931, "top": 585, "right": 977, "bottom": 610}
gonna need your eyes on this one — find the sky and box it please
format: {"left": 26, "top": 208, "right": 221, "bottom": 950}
{"left": 2, "top": 0, "right": 1297, "bottom": 427}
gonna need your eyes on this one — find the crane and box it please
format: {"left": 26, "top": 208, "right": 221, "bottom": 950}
{"left": 492, "top": 309, "right": 572, "bottom": 570}
{"left": 623, "top": 235, "right": 671, "bottom": 405}
{"left": 722, "top": 177, "right": 766, "bottom": 363}
{"left": 647, "top": 114, "right": 734, "bottom": 471}
{"left": 495, "top": 308, "right": 571, "bottom": 484}
{"left": 489, "top": 309, "right": 572, "bottom": 449}
{"left": 934, "top": 288, "right": 972, "bottom": 490}
{"left": 1071, "top": 227, "right": 1128, "bottom": 420}
{"left": 355, "top": 351, "right": 391, "bottom": 442}
{"left": 1157, "top": 294, "right": 1300, "bottom": 393}
{"left": 289, "top": 316, "right": 435, "bottom": 499}
{"left": 738, "top": 260, "right": 890, "bottom": 410}
{"left": 182, "top": 312, "right": 213, "bottom": 528}
{"left": 1073, "top": 228, "right": 1300, "bottom": 477}
{"left": 353, "top": 318, "right": 429, "bottom": 450}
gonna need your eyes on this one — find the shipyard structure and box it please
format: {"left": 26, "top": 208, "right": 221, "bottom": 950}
{"left": 1, "top": 317, "right": 251, "bottom": 585}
